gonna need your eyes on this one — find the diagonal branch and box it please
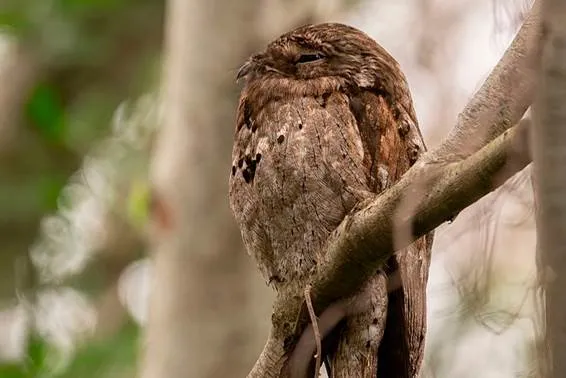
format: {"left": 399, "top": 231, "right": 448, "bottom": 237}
{"left": 248, "top": 1, "right": 541, "bottom": 376}
{"left": 426, "top": 0, "right": 540, "bottom": 163}
{"left": 303, "top": 119, "right": 532, "bottom": 319}
{"left": 251, "top": 117, "right": 532, "bottom": 378}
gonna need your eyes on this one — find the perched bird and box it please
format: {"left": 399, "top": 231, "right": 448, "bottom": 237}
{"left": 229, "top": 23, "right": 431, "bottom": 377}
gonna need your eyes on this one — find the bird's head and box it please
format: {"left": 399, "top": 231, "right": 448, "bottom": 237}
{"left": 237, "top": 23, "right": 403, "bottom": 91}
{"left": 235, "top": 23, "right": 416, "bottom": 132}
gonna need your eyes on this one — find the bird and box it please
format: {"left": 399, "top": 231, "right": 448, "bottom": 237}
{"left": 229, "top": 22, "right": 432, "bottom": 377}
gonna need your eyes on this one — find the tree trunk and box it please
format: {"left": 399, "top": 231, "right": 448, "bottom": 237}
{"left": 140, "top": 1, "right": 267, "bottom": 377}
{"left": 139, "top": 0, "right": 354, "bottom": 376}
{"left": 532, "top": 0, "right": 566, "bottom": 376}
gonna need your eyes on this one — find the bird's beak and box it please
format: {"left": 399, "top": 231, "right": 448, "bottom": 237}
{"left": 237, "top": 54, "right": 263, "bottom": 82}
{"left": 236, "top": 59, "right": 255, "bottom": 82}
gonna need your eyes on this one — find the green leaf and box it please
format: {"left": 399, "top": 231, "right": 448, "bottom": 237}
{"left": 127, "top": 179, "right": 150, "bottom": 229}
{"left": 25, "top": 332, "right": 49, "bottom": 376}
{"left": 26, "top": 83, "right": 66, "bottom": 142}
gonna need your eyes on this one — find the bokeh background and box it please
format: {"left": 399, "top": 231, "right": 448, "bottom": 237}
{"left": 0, "top": 0, "right": 538, "bottom": 377}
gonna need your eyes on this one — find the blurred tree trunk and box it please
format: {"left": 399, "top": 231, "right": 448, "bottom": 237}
{"left": 141, "top": 0, "right": 359, "bottom": 376}
{"left": 0, "top": 42, "right": 40, "bottom": 154}
{"left": 140, "top": 1, "right": 269, "bottom": 377}
{"left": 532, "top": 0, "right": 566, "bottom": 376}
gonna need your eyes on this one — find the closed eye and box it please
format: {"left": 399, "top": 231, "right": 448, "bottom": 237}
{"left": 296, "top": 53, "right": 325, "bottom": 64}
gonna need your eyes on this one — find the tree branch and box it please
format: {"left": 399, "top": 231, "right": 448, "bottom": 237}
{"left": 250, "top": 122, "right": 531, "bottom": 378}
{"left": 426, "top": 0, "right": 540, "bottom": 163}
{"left": 305, "top": 119, "right": 531, "bottom": 318}
{"left": 248, "top": 0, "right": 541, "bottom": 375}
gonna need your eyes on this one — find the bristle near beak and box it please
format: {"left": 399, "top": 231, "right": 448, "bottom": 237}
{"left": 236, "top": 59, "right": 255, "bottom": 82}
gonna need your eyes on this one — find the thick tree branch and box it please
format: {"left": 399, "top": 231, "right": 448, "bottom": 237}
{"left": 252, "top": 121, "right": 531, "bottom": 377}
{"left": 253, "top": 123, "right": 531, "bottom": 377}
{"left": 249, "top": 1, "right": 541, "bottom": 375}
{"left": 426, "top": 0, "right": 540, "bottom": 163}
{"left": 304, "top": 120, "right": 531, "bottom": 318}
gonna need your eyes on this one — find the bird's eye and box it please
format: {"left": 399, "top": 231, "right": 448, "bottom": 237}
{"left": 296, "top": 53, "right": 325, "bottom": 64}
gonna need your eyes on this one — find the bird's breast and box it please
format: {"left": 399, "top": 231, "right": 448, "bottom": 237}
{"left": 229, "top": 92, "right": 369, "bottom": 290}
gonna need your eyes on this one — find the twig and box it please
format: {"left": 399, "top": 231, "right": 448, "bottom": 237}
{"left": 304, "top": 285, "right": 321, "bottom": 377}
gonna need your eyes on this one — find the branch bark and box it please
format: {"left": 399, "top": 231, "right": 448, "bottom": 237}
{"left": 426, "top": 0, "right": 540, "bottom": 163}
{"left": 249, "top": 1, "right": 542, "bottom": 375}
{"left": 304, "top": 120, "right": 531, "bottom": 317}
{"left": 250, "top": 122, "right": 532, "bottom": 378}
{"left": 532, "top": 0, "right": 566, "bottom": 376}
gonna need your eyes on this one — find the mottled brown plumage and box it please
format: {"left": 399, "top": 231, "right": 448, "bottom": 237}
{"left": 229, "top": 23, "right": 431, "bottom": 377}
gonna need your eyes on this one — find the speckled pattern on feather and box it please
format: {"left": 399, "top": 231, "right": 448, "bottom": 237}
{"left": 229, "top": 22, "right": 431, "bottom": 377}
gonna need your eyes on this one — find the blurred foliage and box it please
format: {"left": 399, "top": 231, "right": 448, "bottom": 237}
{"left": 57, "top": 320, "right": 139, "bottom": 378}
{"left": 0, "top": 0, "right": 161, "bottom": 59}
{"left": 0, "top": 320, "right": 139, "bottom": 378}
{"left": 0, "top": 0, "right": 162, "bottom": 375}
{"left": 0, "top": 0, "right": 163, "bottom": 292}
{"left": 26, "top": 83, "right": 66, "bottom": 143}
{"left": 127, "top": 180, "right": 150, "bottom": 231}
